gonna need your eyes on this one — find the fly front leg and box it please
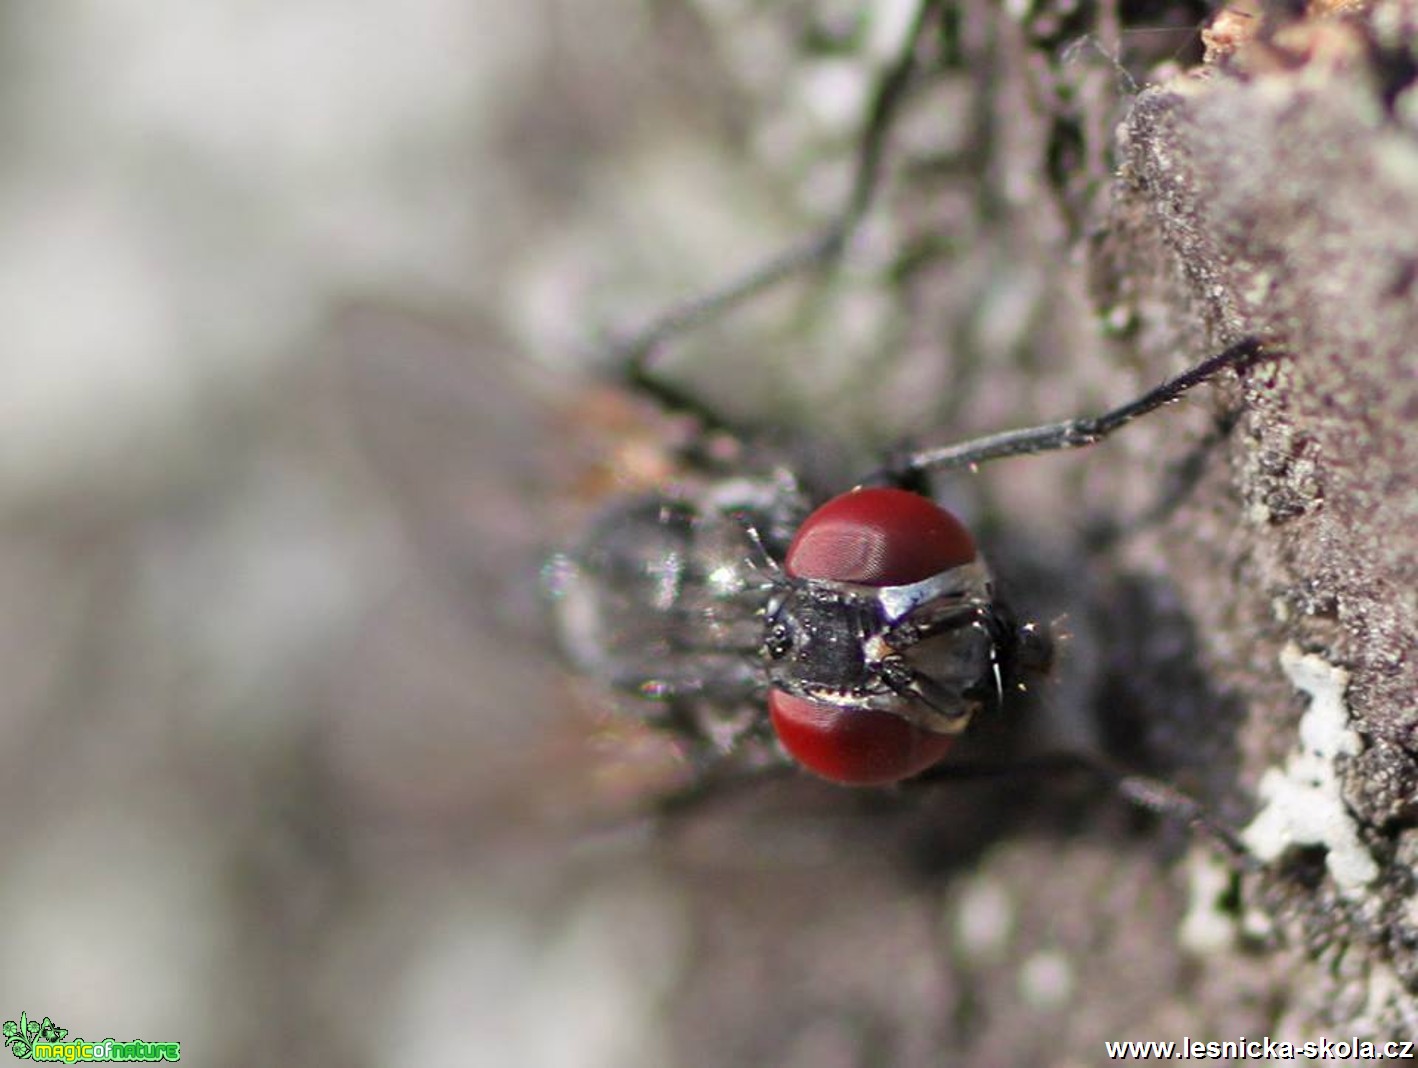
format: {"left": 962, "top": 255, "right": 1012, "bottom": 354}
{"left": 864, "top": 337, "right": 1276, "bottom": 487}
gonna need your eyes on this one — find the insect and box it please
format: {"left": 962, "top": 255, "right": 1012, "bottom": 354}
{"left": 546, "top": 336, "right": 1269, "bottom": 791}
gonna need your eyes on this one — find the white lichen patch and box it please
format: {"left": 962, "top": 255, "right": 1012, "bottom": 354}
{"left": 1240, "top": 644, "right": 1379, "bottom": 896}
{"left": 1179, "top": 849, "right": 1238, "bottom": 954}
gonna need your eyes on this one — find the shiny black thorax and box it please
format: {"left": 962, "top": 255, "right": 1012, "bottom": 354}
{"left": 763, "top": 584, "right": 882, "bottom": 692}
{"left": 761, "top": 559, "right": 1007, "bottom": 735}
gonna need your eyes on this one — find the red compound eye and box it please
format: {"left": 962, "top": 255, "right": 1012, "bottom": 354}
{"left": 770, "top": 487, "right": 978, "bottom": 786}
{"left": 783, "top": 487, "right": 976, "bottom": 584}
{"left": 768, "top": 691, "right": 957, "bottom": 786}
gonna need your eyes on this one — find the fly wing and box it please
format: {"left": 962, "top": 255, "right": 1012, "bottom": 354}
{"left": 326, "top": 302, "right": 569, "bottom": 640}
{"left": 317, "top": 302, "right": 693, "bottom": 836}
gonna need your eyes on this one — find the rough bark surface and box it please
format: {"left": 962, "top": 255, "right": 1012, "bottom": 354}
{"left": 1100, "top": 3, "right": 1418, "bottom": 1036}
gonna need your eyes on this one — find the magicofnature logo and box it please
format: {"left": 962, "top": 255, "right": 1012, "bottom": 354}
{"left": 3, "top": 1013, "right": 179, "bottom": 1063}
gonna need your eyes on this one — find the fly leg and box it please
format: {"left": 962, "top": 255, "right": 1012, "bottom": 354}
{"left": 867, "top": 336, "right": 1275, "bottom": 486}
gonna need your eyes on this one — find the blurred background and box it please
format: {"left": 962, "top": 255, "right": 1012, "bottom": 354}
{"left": 0, "top": 2, "right": 1241, "bottom": 1065}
